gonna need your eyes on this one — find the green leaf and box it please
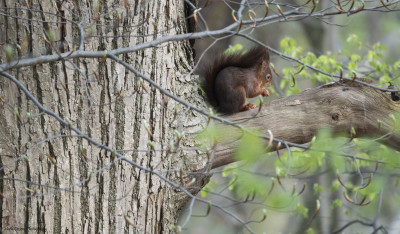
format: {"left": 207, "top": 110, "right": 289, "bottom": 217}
{"left": 330, "top": 181, "right": 340, "bottom": 192}
{"left": 347, "top": 61, "right": 357, "bottom": 72}
{"left": 224, "top": 44, "right": 244, "bottom": 54}
{"left": 306, "top": 228, "right": 314, "bottom": 234}
{"left": 222, "top": 164, "right": 238, "bottom": 177}
{"left": 228, "top": 176, "right": 237, "bottom": 190}
{"left": 197, "top": 123, "right": 232, "bottom": 149}
{"left": 313, "top": 183, "right": 323, "bottom": 194}
{"left": 393, "top": 59, "right": 400, "bottom": 70}
{"left": 350, "top": 54, "right": 362, "bottom": 62}
{"left": 379, "top": 74, "right": 391, "bottom": 84}
{"left": 4, "top": 44, "right": 14, "bottom": 62}
{"left": 296, "top": 203, "right": 309, "bottom": 218}
{"left": 198, "top": 83, "right": 205, "bottom": 96}
{"left": 331, "top": 199, "right": 342, "bottom": 209}
{"left": 235, "top": 171, "right": 269, "bottom": 196}
{"left": 235, "top": 131, "right": 266, "bottom": 163}
{"left": 201, "top": 180, "right": 216, "bottom": 197}
{"left": 346, "top": 34, "right": 362, "bottom": 48}
{"left": 267, "top": 191, "right": 294, "bottom": 208}
{"left": 280, "top": 37, "right": 303, "bottom": 57}
{"left": 373, "top": 42, "right": 387, "bottom": 51}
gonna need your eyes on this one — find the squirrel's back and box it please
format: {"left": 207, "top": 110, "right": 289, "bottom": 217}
{"left": 201, "top": 46, "right": 269, "bottom": 108}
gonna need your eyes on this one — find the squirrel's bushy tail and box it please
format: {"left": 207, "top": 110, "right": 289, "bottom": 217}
{"left": 201, "top": 46, "right": 269, "bottom": 108}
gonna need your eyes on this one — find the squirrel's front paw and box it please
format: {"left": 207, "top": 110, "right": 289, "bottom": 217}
{"left": 243, "top": 103, "right": 256, "bottom": 111}
{"left": 262, "top": 89, "right": 270, "bottom": 96}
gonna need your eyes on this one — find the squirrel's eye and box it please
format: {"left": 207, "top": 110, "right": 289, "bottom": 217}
{"left": 266, "top": 74, "right": 271, "bottom": 80}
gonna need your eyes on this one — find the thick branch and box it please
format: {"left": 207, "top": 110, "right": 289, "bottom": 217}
{"left": 211, "top": 82, "right": 400, "bottom": 168}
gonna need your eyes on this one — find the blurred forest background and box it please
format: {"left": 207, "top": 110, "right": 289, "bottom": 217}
{"left": 183, "top": 0, "right": 400, "bottom": 233}
{"left": 194, "top": 1, "right": 400, "bottom": 65}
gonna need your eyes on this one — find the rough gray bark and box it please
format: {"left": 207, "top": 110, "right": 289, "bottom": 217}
{"left": 0, "top": 0, "right": 206, "bottom": 233}
{"left": 211, "top": 81, "right": 400, "bottom": 169}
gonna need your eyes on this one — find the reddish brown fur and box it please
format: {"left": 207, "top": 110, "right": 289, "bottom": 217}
{"left": 201, "top": 46, "right": 272, "bottom": 114}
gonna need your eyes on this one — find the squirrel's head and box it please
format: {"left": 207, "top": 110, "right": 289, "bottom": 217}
{"left": 260, "top": 60, "right": 272, "bottom": 87}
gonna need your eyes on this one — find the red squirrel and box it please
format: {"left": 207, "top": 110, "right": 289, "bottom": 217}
{"left": 201, "top": 46, "right": 272, "bottom": 114}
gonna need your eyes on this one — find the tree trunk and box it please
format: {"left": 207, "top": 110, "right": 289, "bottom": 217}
{"left": 0, "top": 0, "right": 206, "bottom": 233}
